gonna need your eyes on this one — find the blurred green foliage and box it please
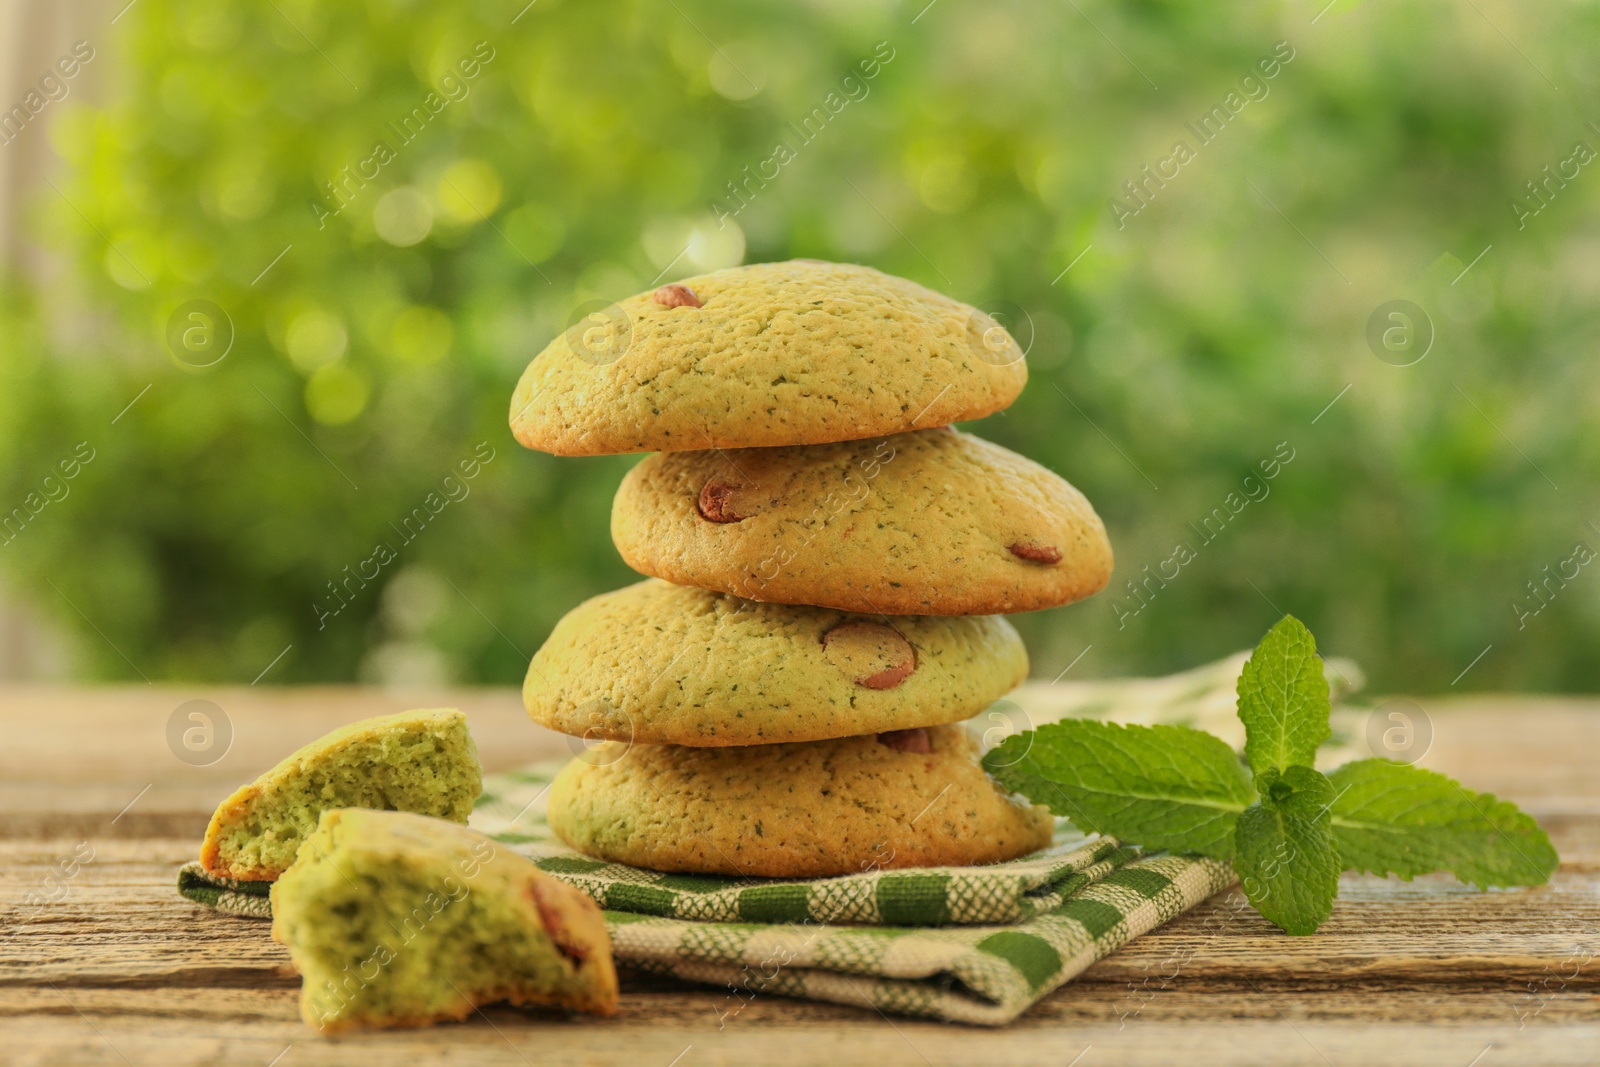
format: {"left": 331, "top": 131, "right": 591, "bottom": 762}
{"left": 2, "top": 0, "right": 1598, "bottom": 693}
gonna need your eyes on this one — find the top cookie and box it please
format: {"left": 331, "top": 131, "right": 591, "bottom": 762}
{"left": 611, "top": 428, "right": 1114, "bottom": 615}
{"left": 509, "top": 260, "right": 1027, "bottom": 455}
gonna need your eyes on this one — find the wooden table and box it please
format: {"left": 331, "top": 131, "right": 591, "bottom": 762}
{"left": 3, "top": 685, "right": 1597, "bottom": 1065}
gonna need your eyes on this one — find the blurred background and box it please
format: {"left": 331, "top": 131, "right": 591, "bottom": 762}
{"left": 1, "top": 0, "right": 1596, "bottom": 696}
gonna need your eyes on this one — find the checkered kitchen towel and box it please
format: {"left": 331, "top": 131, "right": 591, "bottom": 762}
{"left": 179, "top": 782, "right": 1231, "bottom": 1025}
{"left": 178, "top": 654, "right": 1361, "bottom": 1023}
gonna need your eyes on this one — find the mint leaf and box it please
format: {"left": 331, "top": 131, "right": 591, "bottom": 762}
{"left": 1328, "top": 759, "right": 1558, "bottom": 888}
{"left": 1233, "top": 765, "right": 1341, "bottom": 936}
{"left": 983, "top": 720, "right": 1256, "bottom": 858}
{"left": 1237, "top": 615, "right": 1331, "bottom": 774}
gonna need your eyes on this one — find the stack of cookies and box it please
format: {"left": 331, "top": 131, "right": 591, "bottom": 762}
{"left": 509, "top": 260, "right": 1112, "bottom": 878}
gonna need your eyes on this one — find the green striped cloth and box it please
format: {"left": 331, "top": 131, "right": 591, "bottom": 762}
{"left": 177, "top": 654, "right": 1361, "bottom": 1023}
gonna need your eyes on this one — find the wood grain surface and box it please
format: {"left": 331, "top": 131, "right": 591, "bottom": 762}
{"left": 2, "top": 684, "right": 1597, "bottom": 1066}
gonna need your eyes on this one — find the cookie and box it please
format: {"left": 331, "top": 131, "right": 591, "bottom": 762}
{"left": 509, "top": 260, "right": 1027, "bottom": 455}
{"left": 200, "top": 709, "right": 481, "bottom": 881}
{"left": 524, "top": 579, "right": 1027, "bottom": 746}
{"left": 272, "top": 809, "right": 617, "bottom": 1031}
{"left": 611, "top": 428, "right": 1113, "bottom": 615}
{"left": 546, "top": 725, "right": 1055, "bottom": 877}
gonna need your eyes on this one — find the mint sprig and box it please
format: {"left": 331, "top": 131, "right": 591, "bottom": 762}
{"left": 983, "top": 615, "right": 1558, "bottom": 936}
{"left": 1234, "top": 765, "right": 1341, "bottom": 935}
{"left": 1327, "top": 759, "right": 1558, "bottom": 888}
{"left": 1236, "top": 617, "right": 1329, "bottom": 773}
{"left": 984, "top": 720, "right": 1253, "bottom": 857}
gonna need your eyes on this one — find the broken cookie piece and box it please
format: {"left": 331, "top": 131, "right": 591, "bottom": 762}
{"left": 272, "top": 809, "right": 618, "bottom": 1032}
{"left": 199, "top": 709, "right": 482, "bottom": 881}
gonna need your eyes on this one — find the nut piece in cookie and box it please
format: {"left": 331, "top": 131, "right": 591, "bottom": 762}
{"left": 877, "top": 727, "right": 932, "bottom": 753}
{"left": 652, "top": 283, "right": 702, "bottom": 308}
{"left": 271, "top": 809, "right": 617, "bottom": 1032}
{"left": 697, "top": 481, "right": 745, "bottom": 523}
{"left": 1008, "top": 541, "right": 1063, "bottom": 565}
{"left": 199, "top": 709, "right": 482, "bottom": 881}
{"left": 821, "top": 621, "right": 917, "bottom": 690}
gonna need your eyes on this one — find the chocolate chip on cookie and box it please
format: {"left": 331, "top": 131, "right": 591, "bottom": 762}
{"left": 877, "top": 727, "right": 931, "bottom": 753}
{"left": 652, "top": 283, "right": 702, "bottom": 308}
{"left": 1008, "top": 540, "right": 1063, "bottom": 565}
{"left": 822, "top": 620, "right": 916, "bottom": 690}
{"left": 697, "top": 482, "right": 744, "bottom": 523}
